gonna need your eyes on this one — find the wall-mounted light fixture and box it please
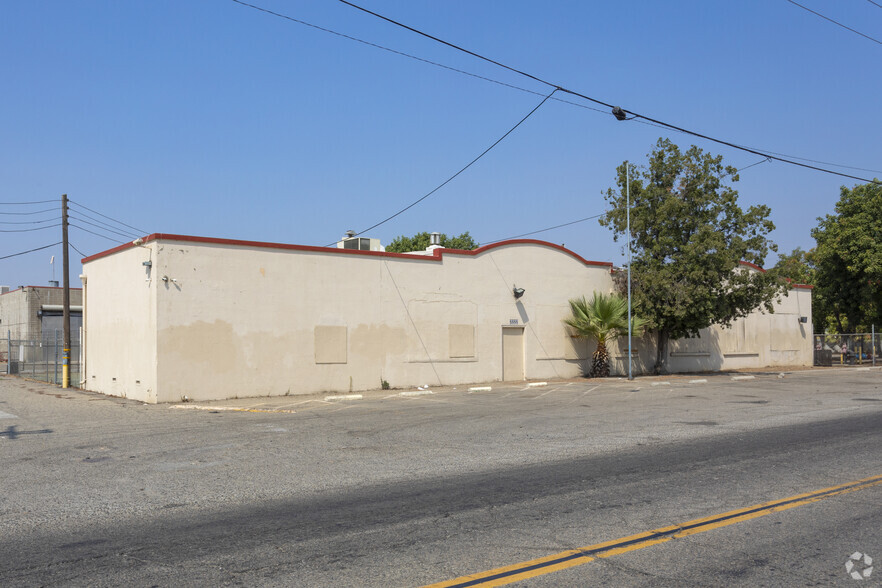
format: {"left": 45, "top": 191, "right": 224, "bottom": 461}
{"left": 142, "top": 260, "right": 152, "bottom": 268}
{"left": 513, "top": 285, "right": 525, "bottom": 299}
{"left": 798, "top": 316, "right": 808, "bottom": 323}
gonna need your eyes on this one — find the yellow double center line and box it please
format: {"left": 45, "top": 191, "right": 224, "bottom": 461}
{"left": 424, "top": 473, "right": 882, "bottom": 588}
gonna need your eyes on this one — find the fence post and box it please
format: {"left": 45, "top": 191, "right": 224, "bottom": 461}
{"left": 54, "top": 329, "right": 59, "bottom": 385}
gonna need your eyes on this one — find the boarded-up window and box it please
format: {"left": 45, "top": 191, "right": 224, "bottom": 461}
{"left": 564, "top": 335, "right": 590, "bottom": 360}
{"left": 449, "top": 324, "right": 475, "bottom": 358}
{"left": 315, "top": 326, "right": 347, "bottom": 364}
{"left": 670, "top": 328, "right": 711, "bottom": 354}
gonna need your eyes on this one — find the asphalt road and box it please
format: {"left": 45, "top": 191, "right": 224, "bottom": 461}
{"left": 1, "top": 369, "right": 880, "bottom": 586}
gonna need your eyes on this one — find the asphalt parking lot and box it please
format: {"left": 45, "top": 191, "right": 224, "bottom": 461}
{"left": 1, "top": 366, "right": 880, "bottom": 586}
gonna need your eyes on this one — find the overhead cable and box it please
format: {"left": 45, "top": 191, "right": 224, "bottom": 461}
{"left": 69, "top": 213, "right": 140, "bottom": 240}
{"left": 0, "top": 242, "right": 62, "bottom": 261}
{"left": 69, "top": 242, "right": 89, "bottom": 259}
{"left": 0, "top": 223, "right": 61, "bottom": 233}
{"left": 732, "top": 149, "right": 882, "bottom": 175}
{"left": 784, "top": 0, "right": 882, "bottom": 45}
{"left": 335, "top": 0, "right": 880, "bottom": 184}
{"left": 70, "top": 223, "right": 127, "bottom": 243}
{"left": 337, "top": 0, "right": 559, "bottom": 90}
{"left": 484, "top": 213, "right": 605, "bottom": 245}
{"left": 0, "top": 217, "right": 60, "bottom": 225}
{"left": 733, "top": 157, "right": 772, "bottom": 174}
{"left": 0, "top": 207, "right": 57, "bottom": 216}
{"left": 69, "top": 200, "right": 148, "bottom": 235}
{"left": 229, "top": 0, "right": 605, "bottom": 115}
{"left": 324, "top": 88, "right": 558, "bottom": 246}
{"left": 69, "top": 208, "right": 142, "bottom": 236}
{"left": 0, "top": 199, "right": 58, "bottom": 205}
{"left": 484, "top": 156, "right": 772, "bottom": 244}
{"left": 234, "top": 0, "right": 879, "bottom": 178}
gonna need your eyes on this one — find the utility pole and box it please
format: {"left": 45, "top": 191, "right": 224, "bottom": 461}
{"left": 626, "top": 162, "right": 633, "bottom": 381}
{"left": 61, "top": 194, "right": 71, "bottom": 388}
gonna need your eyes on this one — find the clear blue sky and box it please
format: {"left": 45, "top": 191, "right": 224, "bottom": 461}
{"left": 3, "top": 0, "right": 880, "bottom": 287}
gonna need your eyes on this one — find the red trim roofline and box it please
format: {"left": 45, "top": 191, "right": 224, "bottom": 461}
{"left": 738, "top": 260, "right": 765, "bottom": 273}
{"left": 81, "top": 234, "right": 614, "bottom": 269}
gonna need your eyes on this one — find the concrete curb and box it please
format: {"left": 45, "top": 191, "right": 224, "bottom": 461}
{"left": 324, "top": 394, "right": 363, "bottom": 401}
{"left": 169, "top": 405, "right": 297, "bottom": 414}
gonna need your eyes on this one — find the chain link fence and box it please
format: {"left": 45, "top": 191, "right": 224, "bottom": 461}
{"left": 4, "top": 332, "right": 81, "bottom": 386}
{"left": 813, "top": 333, "right": 879, "bottom": 367}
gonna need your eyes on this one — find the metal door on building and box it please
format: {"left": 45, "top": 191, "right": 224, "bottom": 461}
{"left": 502, "top": 326, "right": 525, "bottom": 381}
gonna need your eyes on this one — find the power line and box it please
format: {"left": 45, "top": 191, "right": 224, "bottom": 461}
{"left": 337, "top": 0, "right": 559, "bottom": 91}
{"left": 69, "top": 213, "right": 140, "bottom": 240}
{"left": 868, "top": 0, "right": 882, "bottom": 8}
{"left": 229, "top": 0, "right": 606, "bottom": 115}
{"left": 324, "top": 89, "right": 558, "bottom": 246}
{"left": 0, "top": 217, "right": 60, "bottom": 225}
{"left": 335, "top": 0, "right": 880, "bottom": 185}
{"left": 68, "top": 200, "right": 147, "bottom": 235}
{"left": 784, "top": 0, "right": 882, "bottom": 45}
{"left": 69, "top": 242, "right": 88, "bottom": 259}
{"left": 484, "top": 213, "right": 605, "bottom": 245}
{"left": 735, "top": 157, "right": 772, "bottom": 173}
{"left": 485, "top": 155, "right": 775, "bottom": 244}
{"left": 0, "top": 199, "right": 58, "bottom": 205}
{"left": 235, "top": 0, "right": 880, "bottom": 181}
{"left": 641, "top": 117, "right": 882, "bottom": 174}
{"left": 68, "top": 207, "right": 142, "bottom": 237}
{"left": 0, "top": 207, "right": 57, "bottom": 216}
{"left": 70, "top": 223, "right": 127, "bottom": 243}
{"left": 732, "top": 148, "right": 882, "bottom": 175}
{"left": 0, "top": 242, "right": 61, "bottom": 261}
{"left": 0, "top": 223, "right": 61, "bottom": 233}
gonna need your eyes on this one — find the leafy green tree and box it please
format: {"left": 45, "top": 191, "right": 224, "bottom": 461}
{"left": 811, "top": 181, "right": 882, "bottom": 332}
{"left": 601, "top": 138, "right": 785, "bottom": 374}
{"left": 564, "top": 292, "right": 646, "bottom": 377}
{"left": 385, "top": 231, "right": 479, "bottom": 253}
{"left": 772, "top": 247, "right": 815, "bottom": 286}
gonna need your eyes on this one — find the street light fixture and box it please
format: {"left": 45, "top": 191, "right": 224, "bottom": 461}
{"left": 612, "top": 105, "right": 634, "bottom": 381}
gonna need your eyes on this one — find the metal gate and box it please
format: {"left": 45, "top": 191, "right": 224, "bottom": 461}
{"left": 813, "top": 333, "right": 878, "bottom": 366}
{"left": 4, "top": 331, "right": 81, "bottom": 386}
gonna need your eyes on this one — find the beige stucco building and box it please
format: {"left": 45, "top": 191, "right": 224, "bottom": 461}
{"left": 80, "top": 234, "right": 812, "bottom": 403}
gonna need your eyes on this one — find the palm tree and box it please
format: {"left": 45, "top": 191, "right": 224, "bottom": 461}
{"left": 564, "top": 292, "right": 647, "bottom": 378}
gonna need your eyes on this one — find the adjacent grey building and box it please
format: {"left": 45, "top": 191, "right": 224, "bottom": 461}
{"left": 0, "top": 285, "right": 83, "bottom": 343}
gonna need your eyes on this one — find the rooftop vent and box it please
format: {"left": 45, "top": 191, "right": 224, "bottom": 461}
{"left": 337, "top": 231, "right": 385, "bottom": 252}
